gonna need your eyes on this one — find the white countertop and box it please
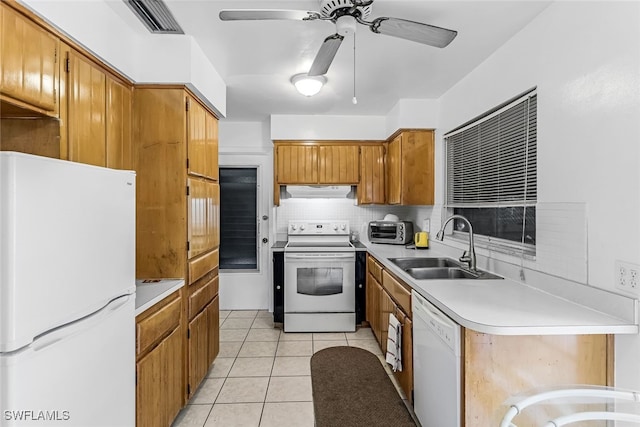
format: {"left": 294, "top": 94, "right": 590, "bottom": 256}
{"left": 364, "top": 242, "right": 638, "bottom": 335}
{"left": 135, "top": 279, "right": 185, "bottom": 316}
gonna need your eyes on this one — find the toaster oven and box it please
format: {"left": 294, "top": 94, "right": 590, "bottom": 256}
{"left": 368, "top": 221, "right": 413, "bottom": 245}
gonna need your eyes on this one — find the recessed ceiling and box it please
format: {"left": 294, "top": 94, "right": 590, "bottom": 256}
{"left": 133, "top": 1, "right": 552, "bottom": 121}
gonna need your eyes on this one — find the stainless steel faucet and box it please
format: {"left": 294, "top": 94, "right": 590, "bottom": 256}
{"left": 435, "top": 214, "right": 477, "bottom": 272}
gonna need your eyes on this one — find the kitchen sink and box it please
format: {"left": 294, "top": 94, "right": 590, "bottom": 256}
{"left": 388, "top": 257, "right": 503, "bottom": 280}
{"left": 389, "top": 257, "right": 461, "bottom": 269}
{"left": 405, "top": 267, "right": 503, "bottom": 280}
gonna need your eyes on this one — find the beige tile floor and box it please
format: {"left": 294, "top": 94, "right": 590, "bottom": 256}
{"left": 171, "top": 310, "right": 409, "bottom": 427}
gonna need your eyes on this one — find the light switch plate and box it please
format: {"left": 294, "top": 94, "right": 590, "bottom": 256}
{"left": 422, "top": 219, "right": 430, "bottom": 232}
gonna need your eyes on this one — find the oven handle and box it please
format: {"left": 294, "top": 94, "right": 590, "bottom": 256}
{"left": 285, "top": 253, "right": 355, "bottom": 259}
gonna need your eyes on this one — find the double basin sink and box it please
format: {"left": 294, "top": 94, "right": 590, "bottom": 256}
{"left": 388, "top": 257, "right": 503, "bottom": 280}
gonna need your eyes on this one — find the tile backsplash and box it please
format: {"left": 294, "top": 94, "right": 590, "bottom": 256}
{"left": 274, "top": 198, "right": 432, "bottom": 241}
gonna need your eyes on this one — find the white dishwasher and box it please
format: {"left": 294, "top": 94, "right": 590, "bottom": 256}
{"left": 412, "top": 290, "right": 462, "bottom": 427}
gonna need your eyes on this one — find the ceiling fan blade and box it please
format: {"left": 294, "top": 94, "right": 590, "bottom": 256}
{"left": 308, "top": 34, "right": 344, "bottom": 76}
{"left": 370, "top": 17, "right": 457, "bottom": 48}
{"left": 219, "top": 9, "right": 320, "bottom": 21}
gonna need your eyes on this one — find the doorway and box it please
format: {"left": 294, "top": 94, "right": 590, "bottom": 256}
{"left": 218, "top": 153, "right": 272, "bottom": 310}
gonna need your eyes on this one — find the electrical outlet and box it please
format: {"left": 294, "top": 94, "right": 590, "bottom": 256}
{"left": 615, "top": 260, "right": 640, "bottom": 292}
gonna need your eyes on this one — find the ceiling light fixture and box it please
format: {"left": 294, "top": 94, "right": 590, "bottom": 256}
{"left": 291, "top": 74, "right": 327, "bottom": 97}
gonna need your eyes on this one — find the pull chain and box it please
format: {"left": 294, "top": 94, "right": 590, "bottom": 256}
{"left": 352, "top": 32, "right": 357, "bottom": 105}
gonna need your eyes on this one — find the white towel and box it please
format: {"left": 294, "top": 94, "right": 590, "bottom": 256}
{"left": 385, "top": 312, "right": 402, "bottom": 372}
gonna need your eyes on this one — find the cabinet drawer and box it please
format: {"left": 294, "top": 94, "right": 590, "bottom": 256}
{"left": 188, "top": 274, "right": 218, "bottom": 320}
{"left": 367, "top": 255, "right": 383, "bottom": 283}
{"left": 136, "top": 292, "right": 181, "bottom": 356}
{"left": 189, "top": 248, "right": 219, "bottom": 285}
{"left": 382, "top": 270, "right": 411, "bottom": 316}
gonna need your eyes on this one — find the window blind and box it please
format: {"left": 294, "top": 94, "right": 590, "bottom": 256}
{"left": 445, "top": 92, "right": 537, "bottom": 207}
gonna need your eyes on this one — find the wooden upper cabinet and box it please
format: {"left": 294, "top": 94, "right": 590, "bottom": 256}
{"left": 276, "top": 144, "right": 318, "bottom": 184}
{"left": 106, "top": 77, "right": 132, "bottom": 169}
{"left": 318, "top": 144, "right": 359, "bottom": 184}
{"left": 386, "top": 130, "right": 434, "bottom": 205}
{"left": 0, "top": 3, "right": 59, "bottom": 116}
{"left": 187, "top": 97, "right": 218, "bottom": 181}
{"left": 358, "top": 144, "right": 385, "bottom": 204}
{"left": 67, "top": 50, "right": 106, "bottom": 167}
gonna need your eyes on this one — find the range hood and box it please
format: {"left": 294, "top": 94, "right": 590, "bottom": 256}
{"left": 282, "top": 185, "right": 355, "bottom": 199}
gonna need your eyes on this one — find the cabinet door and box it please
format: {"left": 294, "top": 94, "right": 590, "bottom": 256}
{"left": 366, "top": 272, "right": 382, "bottom": 345}
{"left": 207, "top": 295, "right": 220, "bottom": 366}
{"left": 188, "top": 308, "right": 209, "bottom": 398}
{"left": 136, "top": 326, "right": 183, "bottom": 427}
{"left": 380, "top": 289, "right": 395, "bottom": 355}
{"left": 386, "top": 136, "right": 401, "bottom": 204}
{"left": 358, "top": 144, "right": 385, "bottom": 204}
{"left": 318, "top": 145, "right": 359, "bottom": 184}
{"left": 106, "top": 77, "right": 132, "bottom": 169}
{"left": 205, "top": 111, "right": 219, "bottom": 181}
{"left": 0, "top": 4, "right": 58, "bottom": 115}
{"left": 67, "top": 50, "right": 106, "bottom": 167}
{"left": 276, "top": 144, "right": 318, "bottom": 184}
{"left": 399, "top": 131, "right": 434, "bottom": 205}
{"left": 394, "top": 310, "right": 413, "bottom": 402}
{"left": 187, "top": 179, "right": 220, "bottom": 259}
{"left": 187, "top": 97, "right": 207, "bottom": 177}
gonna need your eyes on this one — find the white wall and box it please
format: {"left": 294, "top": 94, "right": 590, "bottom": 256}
{"left": 436, "top": 1, "right": 640, "bottom": 390}
{"left": 270, "top": 115, "right": 388, "bottom": 140}
{"left": 385, "top": 99, "right": 440, "bottom": 136}
{"left": 219, "top": 121, "right": 272, "bottom": 154}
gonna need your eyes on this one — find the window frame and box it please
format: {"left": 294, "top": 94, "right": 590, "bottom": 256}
{"left": 443, "top": 88, "right": 537, "bottom": 255}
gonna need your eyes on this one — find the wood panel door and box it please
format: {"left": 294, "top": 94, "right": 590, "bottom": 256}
{"left": 386, "top": 136, "right": 401, "bottom": 205}
{"left": 0, "top": 3, "right": 58, "bottom": 115}
{"left": 399, "top": 130, "right": 434, "bottom": 205}
{"left": 318, "top": 144, "right": 359, "bottom": 184}
{"left": 188, "top": 179, "right": 219, "bottom": 260}
{"left": 136, "top": 326, "right": 183, "bottom": 427}
{"left": 106, "top": 77, "right": 131, "bottom": 169}
{"left": 67, "top": 50, "right": 106, "bottom": 166}
{"left": 359, "top": 144, "right": 385, "bottom": 204}
{"left": 276, "top": 144, "right": 318, "bottom": 184}
{"left": 380, "top": 288, "right": 395, "bottom": 355}
{"left": 187, "top": 308, "right": 209, "bottom": 399}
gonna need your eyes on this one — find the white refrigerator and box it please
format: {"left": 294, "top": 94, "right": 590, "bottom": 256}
{"left": 0, "top": 152, "right": 136, "bottom": 426}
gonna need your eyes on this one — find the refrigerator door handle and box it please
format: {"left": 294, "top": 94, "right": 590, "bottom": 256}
{"left": 31, "top": 295, "right": 132, "bottom": 352}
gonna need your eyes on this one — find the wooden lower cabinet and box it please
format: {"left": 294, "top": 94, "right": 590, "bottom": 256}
{"left": 136, "top": 291, "right": 184, "bottom": 427}
{"left": 366, "top": 254, "right": 413, "bottom": 402}
{"left": 366, "top": 254, "right": 611, "bottom": 425}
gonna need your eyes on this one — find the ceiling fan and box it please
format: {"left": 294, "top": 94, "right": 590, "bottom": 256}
{"left": 219, "top": 0, "right": 458, "bottom": 76}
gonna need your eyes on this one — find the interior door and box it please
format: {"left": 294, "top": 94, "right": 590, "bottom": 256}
{"left": 218, "top": 153, "right": 272, "bottom": 310}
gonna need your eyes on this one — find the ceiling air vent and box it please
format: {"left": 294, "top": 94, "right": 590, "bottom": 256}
{"left": 125, "top": 0, "right": 184, "bottom": 34}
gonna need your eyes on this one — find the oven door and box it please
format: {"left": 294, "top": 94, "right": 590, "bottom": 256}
{"left": 284, "top": 252, "right": 355, "bottom": 313}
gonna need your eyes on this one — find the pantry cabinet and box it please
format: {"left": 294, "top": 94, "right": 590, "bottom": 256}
{"left": 135, "top": 290, "right": 183, "bottom": 427}
{"left": 133, "top": 85, "right": 220, "bottom": 402}
{"left": 386, "top": 129, "right": 434, "bottom": 205}
{"left": 358, "top": 144, "right": 385, "bottom": 204}
{"left": 0, "top": 2, "right": 59, "bottom": 117}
